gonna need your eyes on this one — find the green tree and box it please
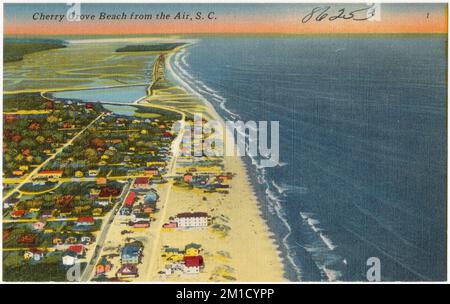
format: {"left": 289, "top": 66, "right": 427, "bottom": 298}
{"left": 84, "top": 148, "right": 98, "bottom": 164}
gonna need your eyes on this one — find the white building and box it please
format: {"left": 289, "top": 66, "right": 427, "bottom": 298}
{"left": 184, "top": 265, "right": 200, "bottom": 274}
{"left": 62, "top": 252, "right": 77, "bottom": 266}
{"left": 175, "top": 212, "right": 208, "bottom": 229}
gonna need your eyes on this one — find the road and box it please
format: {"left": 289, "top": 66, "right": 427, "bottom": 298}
{"left": 138, "top": 114, "right": 185, "bottom": 280}
{"left": 3, "top": 216, "right": 104, "bottom": 224}
{"left": 4, "top": 175, "right": 169, "bottom": 185}
{"left": 80, "top": 181, "right": 131, "bottom": 281}
{"left": 2, "top": 113, "right": 105, "bottom": 203}
{"left": 130, "top": 55, "right": 187, "bottom": 280}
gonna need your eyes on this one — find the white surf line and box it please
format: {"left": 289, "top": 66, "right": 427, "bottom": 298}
{"left": 167, "top": 43, "right": 303, "bottom": 281}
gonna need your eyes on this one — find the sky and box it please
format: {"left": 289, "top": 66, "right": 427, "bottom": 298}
{"left": 3, "top": 3, "right": 448, "bottom": 35}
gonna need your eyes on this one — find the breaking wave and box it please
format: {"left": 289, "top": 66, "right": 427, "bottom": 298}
{"left": 168, "top": 43, "right": 346, "bottom": 282}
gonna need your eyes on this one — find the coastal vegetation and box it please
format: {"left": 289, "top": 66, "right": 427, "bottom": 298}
{"left": 3, "top": 93, "right": 53, "bottom": 112}
{"left": 3, "top": 38, "right": 66, "bottom": 63}
{"left": 115, "top": 43, "right": 185, "bottom": 53}
{"left": 4, "top": 42, "right": 156, "bottom": 92}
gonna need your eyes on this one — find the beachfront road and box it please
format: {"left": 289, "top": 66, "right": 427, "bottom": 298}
{"left": 137, "top": 115, "right": 185, "bottom": 281}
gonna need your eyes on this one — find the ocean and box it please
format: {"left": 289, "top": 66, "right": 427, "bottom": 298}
{"left": 168, "top": 36, "right": 447, "bottom": 281}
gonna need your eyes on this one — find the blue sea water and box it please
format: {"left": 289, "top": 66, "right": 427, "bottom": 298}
{"left": 169, "top": 36, "right": 447, "bottom": 281}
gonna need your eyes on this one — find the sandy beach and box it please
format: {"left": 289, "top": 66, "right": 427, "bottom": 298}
{"left": 135, "top": 46, "right": 286, "bottom": 282}
{"left": 151, "top": 156, "right": 286, "bottom": 281}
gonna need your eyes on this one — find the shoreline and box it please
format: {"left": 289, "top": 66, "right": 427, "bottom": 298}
{"left": 157, "top": 45, "right": 287, "bottom": 281}
{"left": 16, "top": 39, "right": 287, "bottom": 282}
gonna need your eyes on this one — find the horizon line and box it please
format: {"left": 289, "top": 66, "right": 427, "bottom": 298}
{"left": 4, "top": 32, "right": 448, "bottom": 37}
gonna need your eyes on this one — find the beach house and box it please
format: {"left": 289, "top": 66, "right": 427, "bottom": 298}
{"left": 121, "top": 241, "right": 143, "bottom": 264}
{"left": 183, "top": 256, "right": 204, "bottom": 274}
{"left": 133, "top": 177, "right": 150, "bottom": 189}
{"left": 144, "top": 190, "right": 158, "bottom": 204}
{"left": 123, "top": 191, "right": 136, "bottom": 207}
{"left": 62, "top": 251, "right": 78, "bottom": 266}
{"left": 96, "top": 257, "right": 113, "bottom": 275}
{"left": 131, "top": 212, "right": 149, "bottom": 223}
{"left": 68, "top": 245, "right": 85, "bottom": 256}
{"left": 162, "top": 222, "right": 177, "bottom": 230}
{"left": 130, "top": 220, "right": 150, "bottom": 228}
{"left": 175, "top": 212, "right": 209, "bottom": 229}
{"left": 116, "top": 264, "right": 139, "bottom": 279}
{"left": 185, "top": 243, "right": 202, "bottom": 256}
{"left": 163, "top": 247, "right": 184, "bottom": 262}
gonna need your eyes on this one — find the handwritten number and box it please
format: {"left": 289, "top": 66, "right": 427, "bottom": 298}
{"left": 302, "top": 4, "right": 376, "bottom": 23}
{"left": 302, "top": 6, "right": 324, "bottom": 23}
{"left": 329, "top": 9, "right": 344, "bottom": 21}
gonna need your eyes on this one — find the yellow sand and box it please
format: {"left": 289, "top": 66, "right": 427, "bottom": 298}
{"left": 149, "top": 156, "right": 286, "bottom": 282}
{"left": 136, "top": 49, "right": 286, "bottom": 281}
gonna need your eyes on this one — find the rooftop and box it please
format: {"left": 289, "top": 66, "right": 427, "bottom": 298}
{"left": 176, "top": 212, "right": 208, "bottom": 218}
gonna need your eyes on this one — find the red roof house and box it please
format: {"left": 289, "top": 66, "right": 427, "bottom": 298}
{"left": 133, "top": 177, "right": 150, "bottom": 188}
{"left": 68, "top": 245, "right": 84, "bottom": 255}
{"left": 183, "top": 255, "right": 204, "bottom": 267}
{"left": 124, "top": 192, "right": 136, "bottom": 207}
{"left": 99, "top": 186, "right": 121, "bottom": 198}
{"left": 18, "top": 234, "right": 36, "bottom": 244}
{"left": 10, "top": 210, "right": 26, "bottom": 218}
{"left": 76, "top": 216, "right": 94, "bottom": 225}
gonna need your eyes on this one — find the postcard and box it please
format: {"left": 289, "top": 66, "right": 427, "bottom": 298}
{"left": 1, "top": 2, "right": 447, "bottom": 283}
